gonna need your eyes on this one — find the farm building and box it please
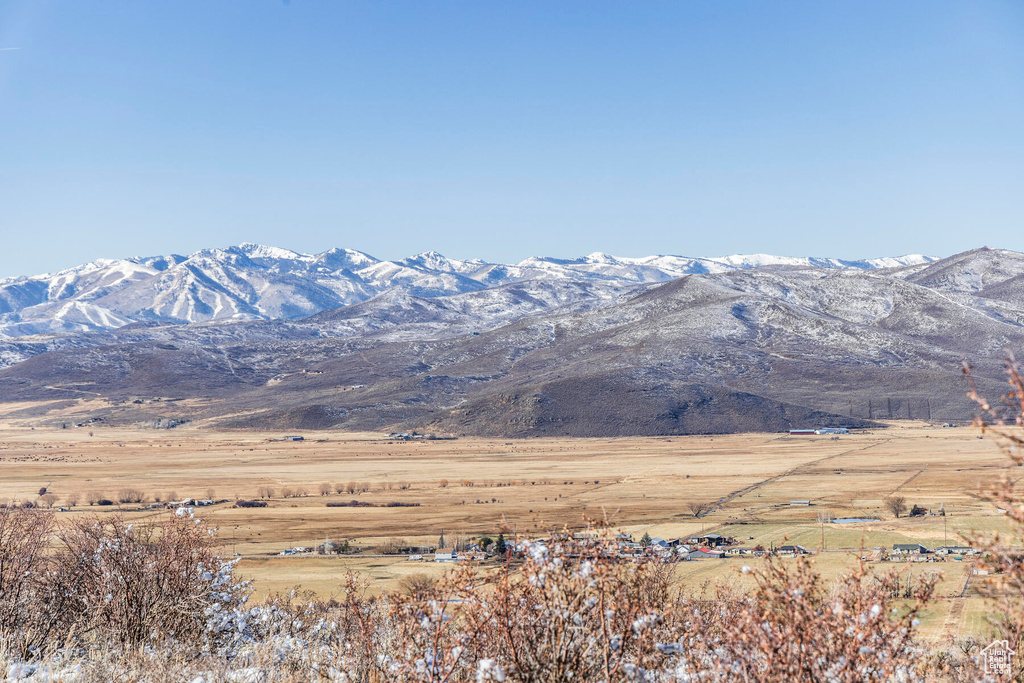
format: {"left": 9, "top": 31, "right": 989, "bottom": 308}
{"left": 688, "top": 533, "right": 727, "bottom": 547}
{"left": 777, "top": 545, "right": 809, "bottom": 556}
{"left": 892, "top": 543, "right": 930, "bottom": 556}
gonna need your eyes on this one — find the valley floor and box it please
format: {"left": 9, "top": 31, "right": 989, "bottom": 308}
{"left": 0, "top": 420, "right": 1010, "bottom": 644}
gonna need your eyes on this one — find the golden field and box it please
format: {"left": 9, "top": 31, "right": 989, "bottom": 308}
{"left": 0, "top": 417, "right": 1012, "bottom": 643}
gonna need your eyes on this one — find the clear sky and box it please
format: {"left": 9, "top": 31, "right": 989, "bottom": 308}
{"left": 0, "top": 1, "right": 1021, "bottom": 277}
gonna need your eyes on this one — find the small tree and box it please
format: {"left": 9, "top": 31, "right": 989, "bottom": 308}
{"left": 640, "top": 531, "right": 652, "bottom": 547}
{"left": 319, "top": 483, "right": 332, "bottom": 496}
{"left": 687, "top": 501, "right": 712, "bottom": 518}
{"left": 884, "top": 495, "right": 907, "bottom": 518}
{"left": 495, "top": 533, "right": 507, "bottom": 555}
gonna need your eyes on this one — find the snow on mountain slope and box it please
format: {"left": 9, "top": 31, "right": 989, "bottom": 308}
{"left": 902, "top": 247, "right": 1024, "bottom": 296}
{"left": 0, "top": 245, "right": 940, "bottom": 338}
{"left": 1, "top": 252, "right": 1012, "bottom": 434}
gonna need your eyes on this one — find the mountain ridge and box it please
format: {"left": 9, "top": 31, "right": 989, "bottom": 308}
{"left": 0, "top": 244, "right": 937, "bottom": 338}
{"left": 1, "top": 247, "right": 1020, "bottom": 437}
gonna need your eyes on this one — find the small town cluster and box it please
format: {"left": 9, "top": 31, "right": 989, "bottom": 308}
{"left": 276, "top": 530, "right": 979, "bottom": 564}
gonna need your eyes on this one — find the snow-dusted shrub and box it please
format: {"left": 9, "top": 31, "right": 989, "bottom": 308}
{"left": 668, "top": 556, "right": 935, "bottom": 681}
{"left": 964, "top": 355, "right": 1024, "bottom": 681}
{"left": 50, "top": 510, "right": 251, "bottom": 648}
{"left": 0, "top": 507, "right": 63, "bottom": 657}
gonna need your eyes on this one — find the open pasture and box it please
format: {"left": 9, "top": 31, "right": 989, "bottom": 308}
{"left": 0, "top": 419, "right": 1012, "bottom": 640}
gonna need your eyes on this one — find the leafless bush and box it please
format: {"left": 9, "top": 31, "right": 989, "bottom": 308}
{"left": 963, "top": 356, "right": 1024, "bottom": 679}
{"left": 439, "top": 478, "right": 449, "bottom": 488}
{"left": 40, "top": 493, "right": 57, "bottom": 508}
{"left": 257, "top": 486, "right": 275, "bottom": 499}
{"left": 675, "top": 557, "right": 935, "bottom": 680}
{"left": 281, "top": 487, "right": 294, "bottom": 498}
{"left": 117, "top": 488, "right": 146, "bottom": 504}
{"left": 64, "top": 493, "right": 79, "bottom": 507}
{"left": 319, "top": 482, "right": 332, "bottom": 496}
{"left": 334, "top": 482, "right": 345, "bottom": 494}
{"left": 884, "top": 495, "right": 907, "bottom": 518}
{"left": 52, "top": 511, "right": 250, "bottom": 648}
{"left": 397, "top": 572, "right": 437, "bottom": 598}
{"left": 0, "top": 507, "right": 59, "bottom": 656}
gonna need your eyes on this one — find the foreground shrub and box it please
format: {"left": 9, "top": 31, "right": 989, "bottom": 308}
{"left": 52, "top": 511, "right": 250, "bottom": 648}
{"left": 674, "top": 558, "right": 935, "bottom": 681}
{"left": 0, "top": 507, "right": 250, "bottom": 655}
{"left": 965, "top": 356, "right": 1024, "bottom": 680}
{"left": 0, "top": 520, "right": 949, "bottom": 681}
{"left": 0, "top": 507, "right": 57, "bottom": 656}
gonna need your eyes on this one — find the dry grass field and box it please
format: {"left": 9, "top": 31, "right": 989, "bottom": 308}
{"left": 0, "top": 416, "right": 1012, "bottom": 643}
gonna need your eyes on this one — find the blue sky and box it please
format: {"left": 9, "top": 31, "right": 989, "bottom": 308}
{"left": 0, "top": 1, "right": 1021, "bottom": 277}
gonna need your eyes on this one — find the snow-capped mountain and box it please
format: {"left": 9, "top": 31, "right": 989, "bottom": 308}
{"left": 0, "top": 243, "right": 937, "bottom": 338}
{"left": 1, "top": 247, "right": 1019, "bottom": 436}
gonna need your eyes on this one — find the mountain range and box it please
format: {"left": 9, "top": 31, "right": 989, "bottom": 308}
{"left": 0, "top": 244, "right": 934, "bottom": 338}
{"left": 2, "top": 245, "right": 1021, "bottom": 438}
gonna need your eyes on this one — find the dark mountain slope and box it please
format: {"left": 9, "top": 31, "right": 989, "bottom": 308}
{"left": 2, "top": 248, "right": 1021, "bottom": 435}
